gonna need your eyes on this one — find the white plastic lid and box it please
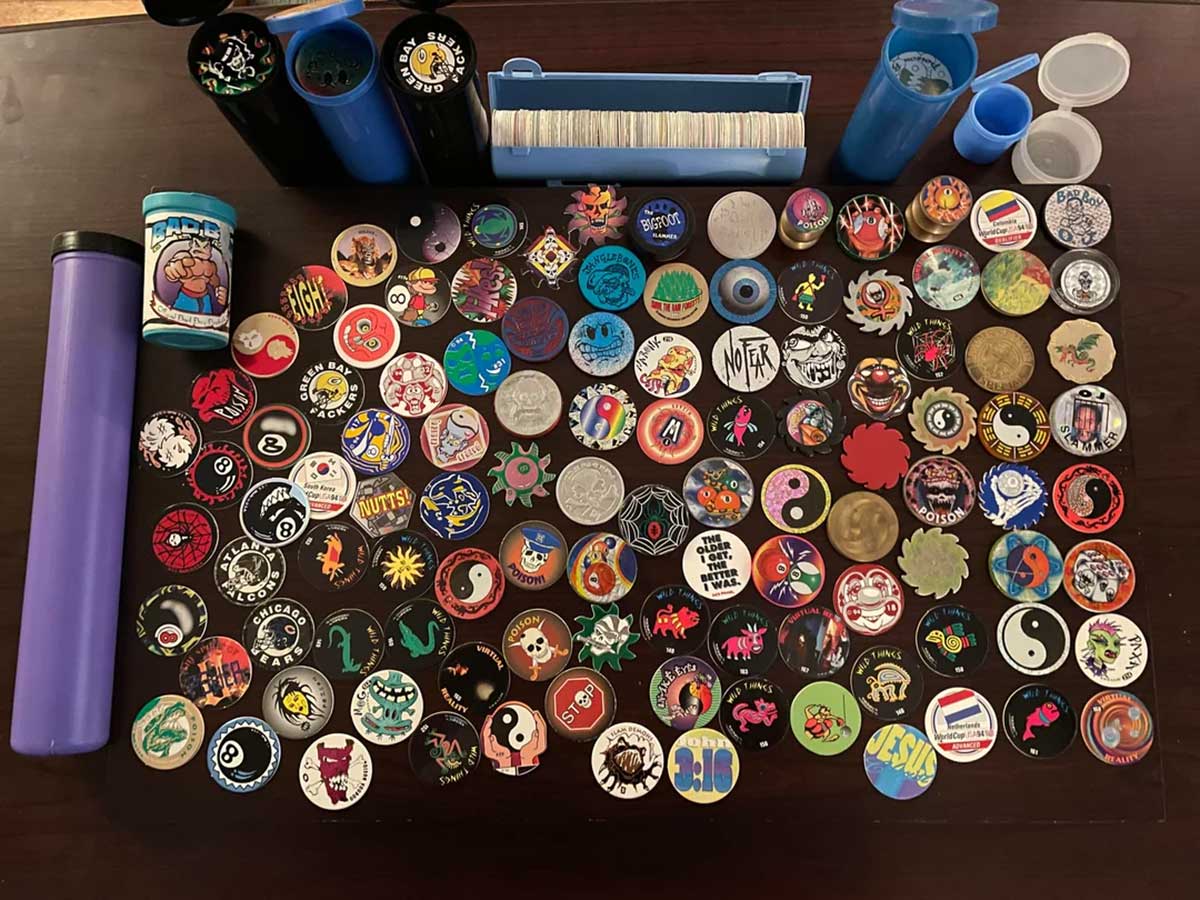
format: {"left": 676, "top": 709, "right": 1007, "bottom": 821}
{"left": 1038, "top": 32, "right": 1129, "bottom": 110}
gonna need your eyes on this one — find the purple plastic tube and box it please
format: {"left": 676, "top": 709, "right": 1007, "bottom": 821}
{"left": 11, "top": 232, "right": 142, "bottom": 755}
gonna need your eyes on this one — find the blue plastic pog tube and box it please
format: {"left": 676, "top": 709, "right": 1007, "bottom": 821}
{"left": 835, "top": 0, "right": 998, "bottom": 183}
{"left": 267, "top": 0, "right": 420, "bottom": 184}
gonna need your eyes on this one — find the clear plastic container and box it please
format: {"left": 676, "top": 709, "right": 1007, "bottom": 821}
{"left": 1012, "top": 33, "right": 1129, "bottom": 184}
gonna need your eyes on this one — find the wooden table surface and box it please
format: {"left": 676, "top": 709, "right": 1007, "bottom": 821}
{"left": 1, "top": 0, "right": 1197, "bottom": 894}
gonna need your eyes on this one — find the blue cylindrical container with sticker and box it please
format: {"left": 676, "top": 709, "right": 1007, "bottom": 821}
{"left": 835, "top": 0, "right": 998, "bottom": 183}
{"left": 142, "top": 190, "right": 237, "bottom": 350}
{"left": 266, "top": 0, "right": 420, "bottom": 184}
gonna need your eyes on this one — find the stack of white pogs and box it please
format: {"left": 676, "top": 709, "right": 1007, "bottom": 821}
{"left": 493, "top": 109, "right": 805, "bottom": 149}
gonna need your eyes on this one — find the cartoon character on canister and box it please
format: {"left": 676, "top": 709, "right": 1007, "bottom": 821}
{"left": 163, "top": 235, "right": 228, "bottom": 315}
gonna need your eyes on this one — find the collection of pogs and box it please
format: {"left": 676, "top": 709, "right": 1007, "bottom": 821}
{"left": 130, "top": 181, "right": 1151, "bottom": 812}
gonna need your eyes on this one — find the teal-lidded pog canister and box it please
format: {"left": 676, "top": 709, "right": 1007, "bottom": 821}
{"left": 142, "top": 190, "right": 237, "bottom": 349}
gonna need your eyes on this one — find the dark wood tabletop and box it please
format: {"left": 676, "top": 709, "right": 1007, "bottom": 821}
{"left": 1, "top": 0, "right": 1198, "bottom": 894}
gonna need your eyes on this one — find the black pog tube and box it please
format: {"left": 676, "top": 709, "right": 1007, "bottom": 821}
{"left": 187, "top": 12, "right": 342, "bottom": 185}
{"left": 382, "top": 12, "right": 491, "bottom": 185}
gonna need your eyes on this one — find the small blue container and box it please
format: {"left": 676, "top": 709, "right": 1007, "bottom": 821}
{"left": 267, "top": 0, "right": 420, "bottom": 184}
{"left": 488, "top": 59, "right": 811, "bottom": 184}
{"left": 953, "top": 53, "right": 1039, "bottom": 164}
{"left": 836, "top": 0, "right": 998, "bottom": 183}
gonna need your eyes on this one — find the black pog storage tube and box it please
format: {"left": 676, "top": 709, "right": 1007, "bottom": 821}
{"left": 188, "top": 12, "right": 342, "bottom": 185}
{"left": 382, "top": 13, "right": 491, "bottom": 185}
